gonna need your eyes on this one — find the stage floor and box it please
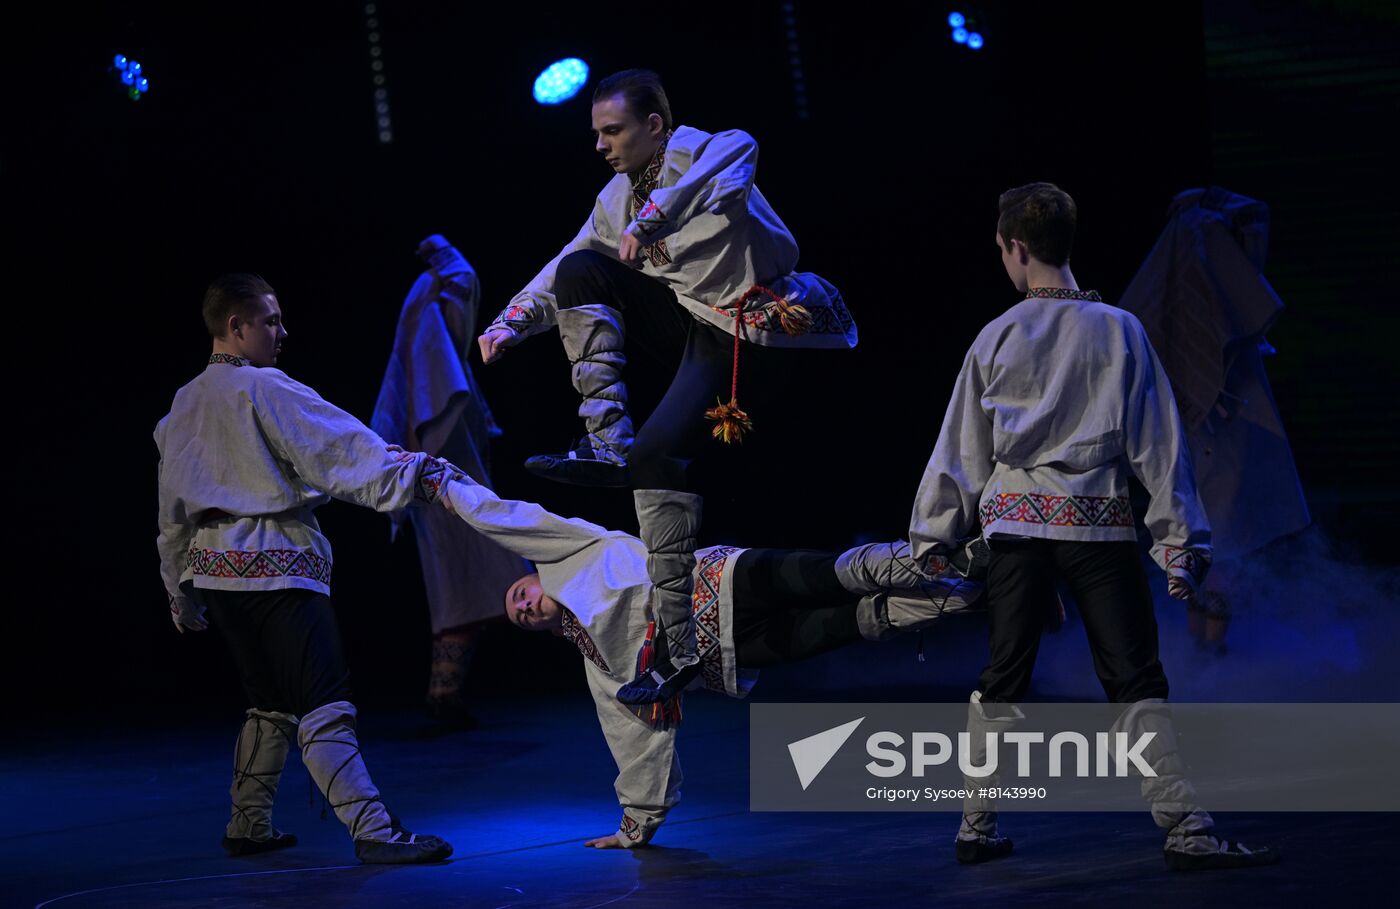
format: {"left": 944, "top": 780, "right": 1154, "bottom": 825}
{"left": 7, "top": 694, "right": 1389, "bottom": 907}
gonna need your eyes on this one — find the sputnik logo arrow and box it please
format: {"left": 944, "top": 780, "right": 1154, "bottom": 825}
{"left": 787, "top": 717, "right": 865, "bottom": 790}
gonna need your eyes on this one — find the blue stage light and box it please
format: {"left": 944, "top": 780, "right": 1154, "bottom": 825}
{"left": 533, "top": 58, "right": 589, "bottom": 105}
{"left": 112, "top": 53, "right": 151, "bottom": 100}
{"left": 948, "top": 12, "right": 965, "bottom": 28}
{"left": 968, "top": 32, "right": 984, "bottom": 49}
{"left": 952, "top": 27, "right": 968, "bottom": 44}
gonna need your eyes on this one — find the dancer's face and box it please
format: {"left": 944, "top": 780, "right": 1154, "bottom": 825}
{"left": 228, "top": 294, "right": 287, "bottom": 367}
{"left": 591, "top": 95, "right": 665, "bottom": 176}
{"left": 504, "top": 574, "right": 563, "bottom": 633}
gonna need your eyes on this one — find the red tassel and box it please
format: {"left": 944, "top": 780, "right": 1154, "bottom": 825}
{"left": 637, "top": 622, "right": 656, "bottom": 673}
{"left": 705, "top": 399, "right": 753, "bottom": 443}
{"left": 628, "top": 622, "right": 683, "bottom": 729}
{"left": 703, "top": 300, "right": 750, "bottom": 445}
{"left": 774, "top": 298, "right": 812, "bottom": 336}
{"left": 703, "top": 283, "right": 810, "bottom": 444}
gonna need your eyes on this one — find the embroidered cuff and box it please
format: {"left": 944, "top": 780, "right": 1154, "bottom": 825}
{"left": 415, "top": 458, "right": 466, "bottom": 505}
{"left": 617, "top": 813, "right": 650, "bottom": 848}
{"left": 918, "top": 552, "right": 952, "bottom": 578}
{"left": 628, "top": 198, "right": 669, "bottom": 238}
{"left": 1161, "top": 546, "right": 1212, "bottom": 592}
{"left": 489, "top": 305, "right": 533, "bottom": 334}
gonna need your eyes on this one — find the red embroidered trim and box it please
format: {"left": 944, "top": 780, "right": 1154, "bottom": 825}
{"left": 1163, "top": 546, "right": 1210, "bottom": 584}
{"left": 561, "top": 607, "right": 611, "bottom": 672}
{"left": 711, "top": 298, "right": 853, "bottom": 336}
{"left": 923, "top": 554, "right": 951, "bottom": 576}
{"left": 630, "top": 132, "right": 673, "bottom": 266}
{"left": 416, "top": 459, "right": 464, "bottom": 504}
{"left": 692, "top": 546, "right": 740, "bottom": 694}
{"left": 980, "top": 493, "right": 1134, "bottom": 529}
{"left": 188, "top": 547, "right": 333, "bottom": 585}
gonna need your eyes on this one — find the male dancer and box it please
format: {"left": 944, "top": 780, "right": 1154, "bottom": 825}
{"left": 477, "top": 69, "right": 857, "bottom": 704}
{"left": 156, "top": 274, "right": 452, "bottom": 863}
{"left": 909, "top": 184, "right": 1277, "bottom": 870}
{"left": 412, "top": 465, "right": 979, "bottom": 848}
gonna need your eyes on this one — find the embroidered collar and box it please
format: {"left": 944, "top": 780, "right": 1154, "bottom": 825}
{"left": 560, "top": 607, "right": 610, "bottom": 672}
{"left": 208, "top": 353, "right": 251, "bottom": 367}
{"left": 629, "top": 130, "right": 673, "bottom": 210}
{"left": 628, "top": 130, "right": 675, "bottom": 267}
{"left": 1025, "top": 287, "right": 1102, "bottom": 302}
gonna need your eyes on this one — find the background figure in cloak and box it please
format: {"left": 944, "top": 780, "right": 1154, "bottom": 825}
{"left": 1119, "top": 188, "right": 1311, "bottom": 653}
{"left": 372, "top": 235, "right": 528, "bottom": 725}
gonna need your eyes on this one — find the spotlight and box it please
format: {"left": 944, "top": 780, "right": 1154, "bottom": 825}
{"left": 112, "top": 53, "right": 151, "bottom": 100}
{"left": 948, "top": 12, "right": 965, "bottom": 28}
{"left": 967, "top": 32, "right": 984, "bottom": 50}
{"left": 533, "top": 58, "right": 589, "bottom": 105}
{"left": 952, "top": 27, "right": 968, "bottom": 44}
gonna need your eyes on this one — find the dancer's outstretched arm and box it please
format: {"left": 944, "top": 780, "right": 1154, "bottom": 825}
{"left": 423, "top": 470, "right": 622, "bottom": 565}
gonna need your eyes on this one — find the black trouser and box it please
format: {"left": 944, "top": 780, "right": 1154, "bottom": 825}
{"left": 199, "top": 588, "right": 354, "bottom": 717}
{"left": 730, "top": 549, "right": 862, "bottom": 668}
{"left": 554, "top": 249, "right": 782, "bottom": 492}
{"left": 977, "top": 540, "right": 1169, "bottom": 704}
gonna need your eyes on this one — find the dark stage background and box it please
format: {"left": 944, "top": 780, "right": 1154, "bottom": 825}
{"left": 6, "top": 1, "right": 1398, "bottom": 719}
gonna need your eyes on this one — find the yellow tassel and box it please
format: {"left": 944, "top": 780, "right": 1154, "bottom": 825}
{"left": 775, "top": 299, "right": 812, "bottom": 335}
{"left": 705, "top": 398, "right": 754, "bottom": 444}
